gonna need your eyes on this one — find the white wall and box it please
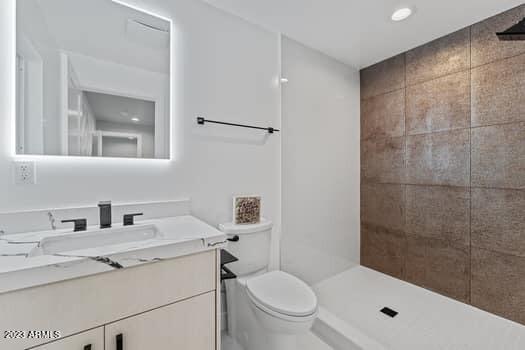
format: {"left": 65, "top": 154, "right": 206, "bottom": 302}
{"left": 68, "top": 51, "right": 170, "bottom": 159}
{"left": 100, "top": 136, "right": 144, "bottom": 158}
{"left": 96, "top": 121, "right": 155, "bottom": 159}
{"left": 1, "top": 0, "right": 281, "bottom": 268}
{"left": 17, "top": 36, "right": 44, "bottom": 155}
{"left": 16, "top": 0, "right": 61, "bottom": 155}
{"left": 280, "top": 37, "right": 360, "bottom": 285}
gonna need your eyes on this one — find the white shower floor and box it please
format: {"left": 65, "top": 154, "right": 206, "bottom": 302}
{"left": 312, "top": 266, "right": 525, "bottom": 350}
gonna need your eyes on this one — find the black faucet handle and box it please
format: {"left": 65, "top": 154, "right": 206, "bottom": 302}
{"left": 123, "top": 213, "right": 143, "bottom": 226}
{"left": 62, "top": 219, "right": 87, "bottom": 232}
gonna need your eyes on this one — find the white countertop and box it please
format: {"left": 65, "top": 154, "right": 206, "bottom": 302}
{"left": 0, "top": 215, "right": 227, "bottom": 294}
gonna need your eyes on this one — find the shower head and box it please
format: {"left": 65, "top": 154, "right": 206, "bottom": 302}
{"left": 497, "top": 18, "right": 525, "bottom": 41}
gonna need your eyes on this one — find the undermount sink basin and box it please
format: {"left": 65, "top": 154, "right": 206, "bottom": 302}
{"left": 28, "top": 224, "right": 161, "bottom": 257}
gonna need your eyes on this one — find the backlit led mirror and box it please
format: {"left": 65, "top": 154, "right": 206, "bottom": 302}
{"left": 16, "top": 0, "right": 171, "bottom": 159}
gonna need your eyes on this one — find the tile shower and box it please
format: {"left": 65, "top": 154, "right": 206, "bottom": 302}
{"left": 360, "top": 4, "right": 525, "bottom": 324}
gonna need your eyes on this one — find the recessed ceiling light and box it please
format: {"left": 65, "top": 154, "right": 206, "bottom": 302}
{"left": 391, "top": 7, "right": 413, "bottom": 22}
{"left": 131, "top": 117, "right": 140, "bottom": 123}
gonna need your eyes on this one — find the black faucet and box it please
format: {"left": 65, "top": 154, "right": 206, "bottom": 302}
{"left": 98, "top": 201, "right": 112, "bottom": 229}
{"left": 62, "top": 219, "right": 87, "bottom": 232}
{"left": 123, "top": 213, "right": 143, "bottom": 226}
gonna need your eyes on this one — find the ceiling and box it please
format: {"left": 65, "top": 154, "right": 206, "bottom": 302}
{"left": 32, "top": 0, "right": 170, "bottom": 74}
{"left": 85, "top": 91, "right": 155, "bottom": 126}
{"left": 202, "top": 0, "right": 524, "bottom": 68}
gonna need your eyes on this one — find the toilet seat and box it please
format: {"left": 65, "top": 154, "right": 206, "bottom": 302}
{"left": 246, "top": 271, "right": 318, "bottom": 321}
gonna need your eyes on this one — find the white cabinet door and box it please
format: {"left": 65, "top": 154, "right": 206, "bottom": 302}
{"left": 29, "top": 328, "right": 103, "bottom": 350}
{"left": 105, "top": 292, "right": 215, "bottom": 350}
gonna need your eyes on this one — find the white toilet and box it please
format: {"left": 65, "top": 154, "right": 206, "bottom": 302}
{"left": 220, "top": 219, "right": 318, "bottom": 350}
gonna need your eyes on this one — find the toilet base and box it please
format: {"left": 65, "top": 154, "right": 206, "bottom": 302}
{"left": 249, "top": 329, "right": 298, "bottom": 350}
{"left": 226, "top": 306, "right": 301, "bottom": 350}
{"left": 225, "top": 275, "right": 315, "bottom": 350}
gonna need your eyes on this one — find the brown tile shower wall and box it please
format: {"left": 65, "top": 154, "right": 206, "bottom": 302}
{"left": 360, "top": 4, "right": 525, "bottom": 324}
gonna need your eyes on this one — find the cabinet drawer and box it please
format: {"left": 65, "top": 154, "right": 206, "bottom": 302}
{"left": 105, "top": 292, "right": 215, "bottom": 350}
{"left": 27, "top": 328, "right": 103, "bottom": 350}
{"left": 0, "top": 250, "right": 217, "bottom": 350}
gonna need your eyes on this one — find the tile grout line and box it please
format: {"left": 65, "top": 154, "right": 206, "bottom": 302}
{"left": 362, "top": 67, "right": 469, "bottom": 102}
{"left": 362, "top": 119, "right": 525, "bottom": 144}
{"left": 362, "top": 128, "right": 468, "bottom": 144}
{"left": 361, "top": 47, "right": 525, "bottom": 101}
{"left": 361, "top": 117, "right": 525, "bottom": 142}
{"left": 475, "top": 245, "right": 525, "bottom": 260}
{"left": 403, "top": 52, "right": 408, "bottom": 280}
{"left": 470, "top": 120, "right": 525, "bottom": 130}
{"left": 469, "top": 25, "right": 473, "bottom": 305}
{"left": 470, "top": 48, "right": 525, "bottom": 70}
{"left": 405, "top": 67, "right": 470, "bottom": 89}
{"left": 362, "top": 181, "right": 525, "bottom": 192}
{"left": 361, "top": 86, "right": 405, "bottom": 102}
{"left": 362, "top": 50, "right": 525, "bottom": 103}
{"left": 406, "top": 47, "right": 525, "bottom": 88}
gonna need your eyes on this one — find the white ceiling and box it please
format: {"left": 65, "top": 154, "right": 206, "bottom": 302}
{"left": 34, "top": 0, "right": 170, "bottom": 74}
{"left": 203, "top": 0, "right": 524, "bottom": 68}
{"left": 85, "top": 91, "right": 155, "bottom": 126}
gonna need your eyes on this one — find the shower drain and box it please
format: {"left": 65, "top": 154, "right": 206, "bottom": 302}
{"left": 380, "top": 307, "right": 399, "bottom": 318}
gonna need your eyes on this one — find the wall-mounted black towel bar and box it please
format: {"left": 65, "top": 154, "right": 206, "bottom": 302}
{"left": 197, "top": 116, "right": 280, "bottom": 134}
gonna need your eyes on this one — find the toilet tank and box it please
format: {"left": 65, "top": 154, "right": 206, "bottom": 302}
{"left": 219, "top": 219, "right": 273, "bottom": 277}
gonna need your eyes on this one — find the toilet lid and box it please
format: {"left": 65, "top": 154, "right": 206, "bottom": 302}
{"left": 246, "top": 271, "right": 318, "bottom": 317}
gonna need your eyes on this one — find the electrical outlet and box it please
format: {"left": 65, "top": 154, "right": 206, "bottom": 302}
{"left": 13, "top": 161, "right": 36, "bottom": 185}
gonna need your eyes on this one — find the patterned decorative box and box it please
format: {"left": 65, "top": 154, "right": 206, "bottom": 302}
{"left": 233, "top": 196, "right": 261, "bottom": 225}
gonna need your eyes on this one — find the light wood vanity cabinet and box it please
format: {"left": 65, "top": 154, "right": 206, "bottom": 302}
{"left": 32, "top": 292, "right": 215, "bottom": 350}
{"left": 104, "top": 292, "right": 215, "bottom": 350}
{"left": 0, "top": 250, "right": 220, "bottom": 350}
{"left": 30, "top": 328, "right": 104, "bottom": 350}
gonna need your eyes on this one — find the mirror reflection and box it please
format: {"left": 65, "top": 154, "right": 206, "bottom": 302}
{"left": 16, "top": 0, "right": 171, "bottom": 159}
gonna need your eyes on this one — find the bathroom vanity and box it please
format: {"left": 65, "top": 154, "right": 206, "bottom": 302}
{"left": 0, "top": 216, "right": 226, "bottom": 350}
